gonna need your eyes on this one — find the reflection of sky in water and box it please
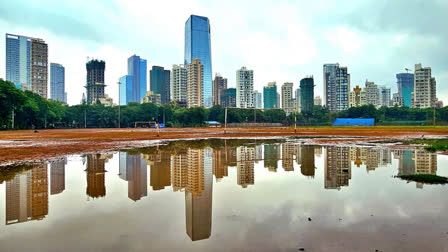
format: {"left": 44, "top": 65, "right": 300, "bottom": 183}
{"left": 0, "top": 141, "right": 447, "bottom": 252}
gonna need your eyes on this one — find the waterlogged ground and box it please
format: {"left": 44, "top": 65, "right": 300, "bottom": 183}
{"left": 0, "top": 139, "right": 447, "bottom": 252}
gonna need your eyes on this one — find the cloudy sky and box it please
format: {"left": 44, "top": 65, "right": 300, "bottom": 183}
{"left": 0, "top": 0, "right": 447, "bottom": 106}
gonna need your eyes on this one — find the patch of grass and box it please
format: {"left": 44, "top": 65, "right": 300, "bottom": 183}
{"left": 405, "top": 138, "right": 448, "bottom": 152}
{"left": 397, "top": 174, "right": 448, "bottom": 184}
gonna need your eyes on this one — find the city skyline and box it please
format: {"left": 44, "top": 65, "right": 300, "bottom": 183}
{"left": 1, "top": 0, "right": 446, "bottom": 106}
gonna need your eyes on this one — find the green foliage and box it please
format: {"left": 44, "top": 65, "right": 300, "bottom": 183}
{"left": 1, "top": 79, "right": 447, "bottom": 129}
{"left": 397, "top": 174, "right": 448, "bottom": 184}
{"left": 405, "top": 139, "right": 448, "bottom": 152}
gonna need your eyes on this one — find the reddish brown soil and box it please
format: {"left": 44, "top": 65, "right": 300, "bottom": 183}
{"left": 0, "top": 127, "right": 446, "bottom": 165}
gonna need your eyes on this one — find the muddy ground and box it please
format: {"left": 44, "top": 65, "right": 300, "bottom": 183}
{"left": 0, "top": 127, "right": 446, "bottom": 166}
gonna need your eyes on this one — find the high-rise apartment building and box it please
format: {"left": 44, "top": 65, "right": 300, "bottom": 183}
{"left": 254, "top": 90, "right": 262, "bottom": 108}
{"left": 221, "top": 88, "right": 236, "bottom": 108}
{"left": 185, "top": 15, "right": 212, "bottom": 108}
{"left": 150, "top": 66, "right": 170, "bottom": 104}
{"left": 170, "top": 64, "right": 188, "bottom": 105}
{"left": 364, "top": 80, "right": 379, "bottom": 107}
{"left": 300, "top": 77, "right": 314, "bottom": 113}
{"left": 6, "top": 33, "right": 31, "bottom": 90}
{"left": 6, "top": 33, "right": 48, "bottom": 98}
{"left": 263, "top": 82, "right": 278, "bottom": 109}
{"left": 212, "top": 74, "right": 227, "bottom": 106}
{"left": 413, "top": 64, "right": 436, "bottom": 108}
{"left": 379, "top": 86, "right": 391, "bottom": 107}
{"left": 323, "top": 63, "right": 350, "bottom": 111}
{"left": 281, "top": 82, "right": 294, "bottom": 113}
{"left": 349, "top": 85, "right": 366, "bottom": 108}
{"left": 187, "top": 59, "right": 204, "bottom": 108}
{"left": 30, "top": 38, "right": 48, "bottom": 98}
{"left": 127, "top": 55, "right": 147, "bottom": 103}
{"left": 50, "top": 63, "right": 66, "bottom": 103}
{"left": 396, "top": 73, "right": 414, "bottom": 107}
{"left": 392, "top": 93, "right": 404, "bottom": 106}
{"left": 85, "top": 59, "right": 106, "bottom": 105}
{"left": 236, "top": 67, "right": 254, "bottom": 108}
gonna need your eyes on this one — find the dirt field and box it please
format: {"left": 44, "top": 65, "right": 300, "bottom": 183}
{"left": 0, "top": 126, "right": 446, "bottom": 166}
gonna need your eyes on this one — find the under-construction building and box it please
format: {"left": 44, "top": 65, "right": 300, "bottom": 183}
{"left": 85, "top": 59, "right": 106, "bottom": 105}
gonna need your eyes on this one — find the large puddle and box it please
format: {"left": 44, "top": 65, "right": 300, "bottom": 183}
{"left": 0, "top": 139, "right": 447, "bottom": 251}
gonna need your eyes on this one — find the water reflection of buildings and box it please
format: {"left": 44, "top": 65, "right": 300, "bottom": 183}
{"left": 325, "top": 147, "right": 351, "bottom": 190}
{"left": 50, "top": 158, "right": 66, "bottom": 195}
{"left": 236, "top": 146, "right": 255, "bottom": 188}
{"left": 282, "top": 143, "right": 295, "bottom": 172}
{"left": 141, "top": 147, "right": 213, "bottom": 241}
{"left": 212, "top": 149, "right": 228, "bottom": 182}
{"left": 349, "top": 148, "right": 392, "bottom": 172}
{"left": 171, "top": 150, "right": 188, "bottom": 192}
{"left": 147, "top": 151, "right": 171, "bottom": 191}
{"left": 6, "top": 164, "right": 48, "bottom": 225}
{"left": 264, "top": 144, "right": 280, "bottom": 172}
{"left": 119, "top": 153, "right": 148, "bottom": 201}
{"left": 301, "top": 145, "right": 315, "bottom": 177}
{"left": 394, "top": 149, "right": 437, "bottom": 188}
{"left": 85, "top": 154, "right": 112, "bottom": 198}
{"left": 185, "top": 148, "right": 213, "bottom": 241}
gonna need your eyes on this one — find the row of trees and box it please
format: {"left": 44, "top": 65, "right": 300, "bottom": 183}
{"left": 1, "top": 79, "right": 447, "bottom": 130}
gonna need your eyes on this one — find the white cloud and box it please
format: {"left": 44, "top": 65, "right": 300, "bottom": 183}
{"left": 325, "top": 26, "right": 362, "bottom": 54}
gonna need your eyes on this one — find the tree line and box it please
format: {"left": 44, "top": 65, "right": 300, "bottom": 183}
{"left": 1, "top": 79, "right": 447, "bottom": 129}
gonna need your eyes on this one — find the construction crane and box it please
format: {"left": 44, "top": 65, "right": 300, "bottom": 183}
{"left": 405, "top": 68, "right": 411, "bottom": 73}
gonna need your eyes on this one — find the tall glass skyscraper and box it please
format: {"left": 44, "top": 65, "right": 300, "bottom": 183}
{"left": 184, "top": 15, "right": 212, "bottom": 108}
{"left": 128, "top": 55, "right": 147, "bottom": 103}
{"left": 396, "top": 73, "right": 414, "bottom": 107}
{"left": 150, "top": 66, "right": 171, "bottom": 104}
{"left": 300, "top": 77, "right": 314, "bottom": 113}
{"left": 119, "top": 75, "right": 132, "bottom": 105}
{"left": 5, "top": 33, "right": 31, "bottom": 90}
{"left": 50, "top": 63, "right": 66, "bottom": 103}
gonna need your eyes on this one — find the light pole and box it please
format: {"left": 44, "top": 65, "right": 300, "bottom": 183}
{"left": 117, "top": 81, "right": 121, "bottom": 128}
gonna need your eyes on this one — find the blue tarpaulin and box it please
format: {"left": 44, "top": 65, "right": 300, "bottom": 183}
{"left": 332, "top": 118, "right": 375, "bottom": 126}
{"left": 151, "top": 123, "right": 165, "bottom": 128}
